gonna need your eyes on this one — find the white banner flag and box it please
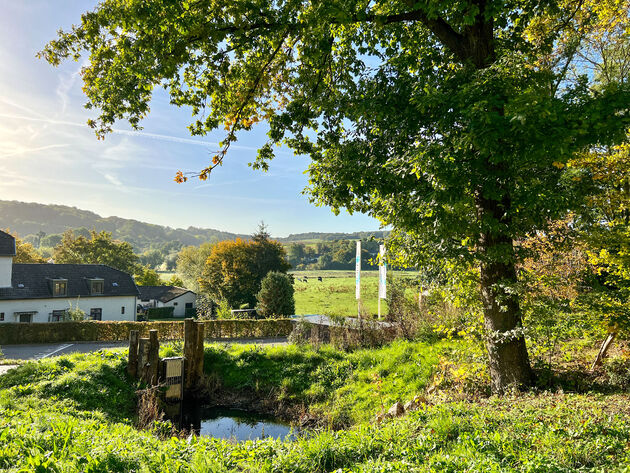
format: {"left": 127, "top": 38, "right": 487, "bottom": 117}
{"left": 355, "top": 241, "right": 361, "bottom": 300}
{"left": 379, "top": 244, "right": 387, "bottom": 299}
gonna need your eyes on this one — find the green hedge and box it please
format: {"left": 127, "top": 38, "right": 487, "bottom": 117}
{"left": 0, "top": 319, "right": 295, "bottom": 345}
{"left": 146, "top": 307, "right": 175, "bottom": 319}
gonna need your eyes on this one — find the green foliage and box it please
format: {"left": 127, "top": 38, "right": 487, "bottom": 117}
{"left": 256, "top": 271, "right": 295, "bottom": 317}
{"left": 0, "top": 319, "right": 294, "bottom": 345}
{"left": 38, "top": 0, "right": 630, "bottom": 390}
{"left": 65, "top": 298, "right": 87, "bottom": 322}
{"left": 53, "top": 230, "right": 140, "bottom": 275}
{"left": 200, "top": 230, "right": 290, "bottom": 308}
{"left": 146, "top": 307, "right": 175, "bottom": 319}
{"left": 134, "top": 266, "right": 164, "bottom": 286}
{"left": 2, "top": 343, "right": 630, "bottom": 471}
{"left": 204, "top": 340, "right": 442, "bottom": 426}
{"left": 2, "top": 229, "right": 47, "bottom": 263}
{"left": 175, "top": 241, "right": 216, "bottom": 292}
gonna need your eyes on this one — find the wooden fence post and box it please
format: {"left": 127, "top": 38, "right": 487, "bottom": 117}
{"left": 184, "top": 318, "right": 197, "bottom": 391}
{"left": 195, "top": 321, "right": 205, "bottom": 382}
{"left": 128, "top": 330, "right": 139, "bottom": 377}
{"left": 148, "top": 329, "right": 160, "bottom": 385}
{"left": 138, "top": 338, "right": 150, "bottom": 383}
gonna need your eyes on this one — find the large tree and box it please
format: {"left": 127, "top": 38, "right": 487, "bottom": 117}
{"left": 200, "top": 229, "right": 290, "bottom": 308}
{"left": 42, "top": 0, "right": 630, "bottom": 392}
{"left": 53, "top": 230, "right": 140, "bottom": 275}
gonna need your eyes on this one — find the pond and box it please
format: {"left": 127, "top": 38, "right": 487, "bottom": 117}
{"left": 168, "top": 404, "right": 299, "bottom": 441}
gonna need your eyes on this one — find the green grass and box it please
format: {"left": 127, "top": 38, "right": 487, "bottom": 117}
{"left": 291, "top": 271, "right": 417, "bottom": 317}
{"left": 1, "top": 342, "right": 630, "bottom": 471}
{"left": 293, "top": 272, "right": 386, "bottom": 317}
{"left": 203, "top": 340, "right": 443, "bottom": 427}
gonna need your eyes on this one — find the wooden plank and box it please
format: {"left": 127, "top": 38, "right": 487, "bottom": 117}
{"left": 128, "top": 330, "right": 139, "bottom": 378}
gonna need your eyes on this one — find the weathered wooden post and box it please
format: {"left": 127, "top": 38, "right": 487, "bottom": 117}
{"left": 128, "top": 330, "right": 139, "bottom": 377}
{"left": 184, "top": 318, "right": 204, "bottom": 394}
{"left": 138, "top": 337, "right": 150, "bottom": 383}
{"left": 184, "top": 318, "right": 197, "bottom": 391}
{"left": 148, "top": 329, "right": 160, "bottom": 385}
{"left": 195, "top": 321, "right": 205, "bottom": 382}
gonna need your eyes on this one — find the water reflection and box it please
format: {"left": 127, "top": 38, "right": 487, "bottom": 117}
{"left": 166, "top": 403, "right": 297, "bottom": 441}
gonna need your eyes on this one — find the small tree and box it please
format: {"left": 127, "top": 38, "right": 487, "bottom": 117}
{"left": 66, "top": 298, "right": 86, "bottom": 321}
{"left": 256, "top": 272, "right": 295, "bottom": 318}
{"left": 135, "top": 267, "right": 163, "bottom": 286}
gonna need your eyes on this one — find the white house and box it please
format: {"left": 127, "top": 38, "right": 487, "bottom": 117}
{"left": 0, "top": 230, "right": 138, "bottom": 323}
{"left": 137, "top": 286, "right": 196, "bottom": 317}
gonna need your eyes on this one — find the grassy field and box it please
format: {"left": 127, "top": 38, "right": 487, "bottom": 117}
{"left": 1, "top": 340, "right": 629, "bottom": 471}
{"left": 291, "top": 270, "right": 415, "bottom": 317}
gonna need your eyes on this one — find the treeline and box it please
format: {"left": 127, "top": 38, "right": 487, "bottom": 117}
{"left": 0, "top": 200, "right": 245, "bottom": 255}
{"left": 286, "top": 239, "right": 384, "bottom": 270}
{"left": 1, "top": 200, "right": 387, "bottom": 271}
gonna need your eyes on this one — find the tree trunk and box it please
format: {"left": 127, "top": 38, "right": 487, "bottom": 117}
{"left": 478, "top": 196, "right": 534, "bottom": 393}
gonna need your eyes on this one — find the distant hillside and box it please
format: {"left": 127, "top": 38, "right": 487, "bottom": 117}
{"left": 0, "top": 200, "right": 246, "bottom": 253}
{"left": 278, "top": 231, "right": 388, "bottom": 242}
{"left": 0, "top": 200, "right": 385, "bottom": 253}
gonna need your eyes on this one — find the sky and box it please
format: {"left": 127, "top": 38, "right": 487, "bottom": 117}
{"left": 0, "top": 1, "right": 381, "bottom": 237}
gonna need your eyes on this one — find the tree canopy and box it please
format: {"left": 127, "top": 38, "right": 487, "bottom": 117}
{"left": 42, "top": 0, "right": 630, "bottom": 392}
{"left": 53, "top": 230, "right": 140, "bottom": 275}
{"left": 200, "top": 230, "right": 290, "bottom": 308}
{"left": 4, "top": 230, "right": 46, "bottom": 264}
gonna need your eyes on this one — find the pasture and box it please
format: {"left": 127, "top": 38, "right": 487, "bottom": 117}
{"left": 291, "top": 270, "right": 416, "bottom": 317}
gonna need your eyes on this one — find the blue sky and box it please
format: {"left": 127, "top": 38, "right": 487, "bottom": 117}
{"left": 0, "top": 1, "right": 380, "bottom": 237}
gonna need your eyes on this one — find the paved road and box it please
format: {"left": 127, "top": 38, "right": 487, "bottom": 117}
{"left": 1, "top": 341, "right": 129, "bottom": 361}
{"left": 0, "top": 337, "right": 288, "bottom": 361}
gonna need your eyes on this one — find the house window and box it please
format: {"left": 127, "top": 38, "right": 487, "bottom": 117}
{"left": 53, "top": 280, "right": 68, "bottom": 297}
{"left": 90, "top": 308, "right": 102, "bottom": 321}
{"left": 173, "top": 302, "right": 178, "bottom": 306}
{"left": 90, "top": 279, "right": 104, "bottom": 295}
{"left": 51, "top": 310, "right": 67, "bottom": 322}
{"left": 185, "top": 302, "right": 193, "bottom": 309}
{"left": 18, "top": 313, "right": 33, "bottom": 323}
{"left": 0, "top": 312, "right": 4, "bottom": 321}
{"left": 121, "top": 306, "right": 125, "bottom": 315}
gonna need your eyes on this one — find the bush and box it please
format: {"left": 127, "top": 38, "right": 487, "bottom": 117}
{"left": 146, "top": 307, "right": 175, "bottom": 319}
{"left": 256, "top": 271, "right": 295, "bottom": 318}
{"left": 0, "top": 319, "right": 295, "bottom": 344}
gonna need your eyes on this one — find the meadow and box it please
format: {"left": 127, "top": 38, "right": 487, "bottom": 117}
{"left": 291, "top": 270, "right": 416, "bottom": 317}
{"left": 1, "top": 339, "right": 629, "bottom": 471}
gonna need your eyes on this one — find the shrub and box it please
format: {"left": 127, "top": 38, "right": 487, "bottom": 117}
{"left": 256, "top": 271, "right": 295, "bottom": 318}
{"left": 146, "top": 307, "right": 175, "bottom": 319}
{"left": 66, "top": 298, "right": 87, "bottom": 321}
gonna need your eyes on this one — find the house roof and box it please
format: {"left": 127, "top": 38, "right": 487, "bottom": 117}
{"left": 137, "top": 285, "right": 194, "bottom": 303}
{"left": 0, "top": 264, "right": 139, "bottom": 300}
{"left": 0, "top": 230, "right": 16, "bottom": 257}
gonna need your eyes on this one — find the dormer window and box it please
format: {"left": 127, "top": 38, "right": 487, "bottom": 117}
{"left": 53, "top": 279, "right": 68, "bottom": 297}
{"left": 90, "top": 279, "right": 104, "bottom": 295}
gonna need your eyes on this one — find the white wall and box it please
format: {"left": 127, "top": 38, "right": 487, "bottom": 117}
{"left": 0, "top": 295, "right": 137, "bottom": 323}
{"left": 157, "top": 292, "right": 196, "bottom": 317}
{"left": 0, "top": 256, "right": 12, "bottom": 288}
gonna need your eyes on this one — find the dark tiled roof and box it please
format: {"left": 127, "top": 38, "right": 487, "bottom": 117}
{"left": 0, "top": 264, "right": 139, "bottom": 300}
{"left": 0, "top": 230, "right": 16, "bottom": 256}
{"left": 137, "top": 285, "right": 194, "bottom": 303}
